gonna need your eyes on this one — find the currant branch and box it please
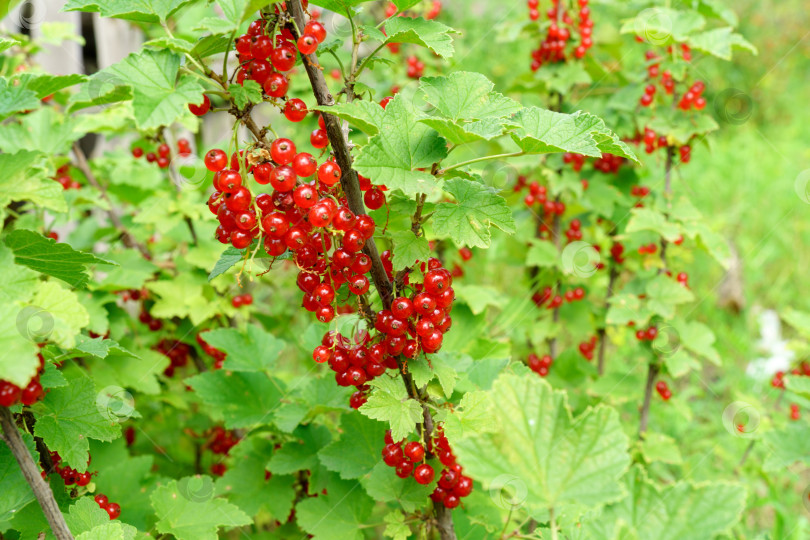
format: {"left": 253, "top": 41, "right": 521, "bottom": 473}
{"left": 286, "top": 2, "right": 458, "bottom": 537}
{"left": 0, "top": 407, "right": 74, "bottom": 540}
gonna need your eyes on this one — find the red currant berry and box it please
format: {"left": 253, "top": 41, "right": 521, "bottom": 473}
{"left": 205, "top": 149, "right": 228, "bottom": 172}
{"left": 414, "top": 464, "right": 435, "bottom": 485}
{"left": 189, "top": 94, "right": 210, "bottom": 116}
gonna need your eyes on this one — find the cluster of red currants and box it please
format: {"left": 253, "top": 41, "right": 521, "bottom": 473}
{"left": 0, "top": 354, "right": 45, "bottom": 407}
{"left": 385, "top": 0, "right": 441, "bottom": 19}
{"left": 655, "top": 380, "right": 672, "bottom": 401}
{"left": 592, "top": 152, "right": 624, "bottom": 174}
{"left": 52, "top": 163, "right": 81, "bottom": 190}
{"left": 196, "top": 330, "right": 227, "bottom": 369}
{"left": 528, "top": 0, "right": 593, "bottom": 68}
{"left": 137, "top": 306, "right": 163, "bottom": 332}
{"left": 188, "top": 10, "right": 325, "bottom": 118}
{"left": 677, "top": 80, "right": 707, "bottom": 111}
{"left": 93, "top": 493, "right": 121, "bottom": 520}
{"left": 314, "top": 257, "right": 455, "bottom": 407}
{"left": 206, "top": 426, "right": 240, "bottom": 475}
{"left": 635, "top": 325, "right": 658, "bottom": 342}
{"left": 382, "top": 428, "right": 472, "bottom": 509}
{"left": 132, "top": 139, "right": 191, "bottom": 169}
{"left": 564, "top": 218, "right": 583, "bottom": 242}
{"left": 527, "top": 352, "right": 553, "bottom": 377}
{"left": 47, "top": 451, "right": 95, "bottom": 488}
{"left": 155, "top": 339, "right": 191, "bottom": 378}
{"left": 610, "top": 241, "right": 625, "bottom": 264}
{"left": 637, "top": 243, "right": 658, "bottom": 255}
{"left": 790, "top": 403, "right": 800, "bottom": 420}
{"left": 405, "top": 54, "right": 425, "bottom": 79}
{"left": 231, "top": 293, "right": 254, "bottom": 308}
{"left": 578, "top": 335, "right": 597, "bottom": 360}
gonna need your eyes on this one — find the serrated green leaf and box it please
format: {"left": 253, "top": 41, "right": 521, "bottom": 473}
{"left": 0, "top": 107, "right": 84, "bottom": 155}
{"left": 146, "top": 272, "right": 221, "bottom": 325}
{"left": 229, "top": 80, "right": 263, "bottom": 109}
{"left": 786, "top": 375, "right": 810, "bottom": 398}
{"left": 361, "top": 462, "right": 434, "bottom": 512}
{"left": 144, "top": 36, "right": 194, "bottom": 54}
{"left": 208, "top": 246, "right": 245, "bottom": 280}
{"left": 201, "top": 325, "right": 285, "bottom": 372}
{"left": 215, "top": 436, "right": 295, "bottom": 519}
{"left": 383, "top": 510, "right": 412, "bottom": 540}
{"left": 4, "top": 229, "right": 115, "bottom": 288}
{"left": 687, "top": 27, "right": 756, "bottom": 60}
{"left": 625, "top": 208, "right": 681, "bottom": 242}
{"left": 0, "top": 150, "right": 65, "bottom": 213}
{"left": 0, "top": 77, "right": 40, "bottom": 120}
{"left": 526, "top": 239, "right": 559, "bottom": 268}
{"left": 27, "top": 281, "right": 89, "bottom": 349}
{"left": 15, "top": 73, "right": 87, "bottom": 99}
{"left": 432, "top": 177, "right": 515, "bottom": 248}
{"left": 511, "top": 108, "right": 638, "bottom": 161}
{"left": 32, "top": 376, "right": 121, "bottom": 472}
{"left": 313, "top": 101, "right": 385, "bottom": 135}
{"left": 645, "top": 275, "right": 694, "bottom": 319}
{"left": 383, "top": 16, "right": 458, "bottom": 58}
{"left": 619, "top": 8, "right": 706, "bottom": 44}
{"left": 419, "top": 117, "right": 507, "bottom": 145}
{"left": 0, "top": 302, "right": 40, "bottom": 388}
{"left": 75, "top": 521, "right": 137, "bottom": 540}
{"left": 297, "top": 476, "right": 375, "bottom": 540}
{"left": 441, "top": 389, "right": 496, "bottom": 443}
{"left": 389, "top": 229, "right": 430, "bottom": 271}
{"left": 639, "top": 432, "right": 683, "bottom": 464}
{"left": 582, "top": 466, "right": 745, "bottom": 540}
{"left": 354, "top": 95, "right": 447, "bottom": 196}
{"left": 65, "top": 497, "right": 124, "bottom": 536}
{"left": 151, "top": 477, "right": 252, "bottom": 540}
{"left": 453, "top": 374, "right": 630, "bottom": 512}
{"left": 607, "top": 293, "right": 652, "bottom": 326}
{"left": 419, "top": 72, "right": 521, "bottom": 121}
{"left": 359, "top": 381, "right": 422, "bottom": 442}
{"left": 672, "top": 319, "right": 719, "bottom": 365}
{"left": 186, "top": 370, "right": 285, "bottom": 429}
{"left": 62, "top": 0, "right": 194, "bottom": 23}
{"left": 267, "top": 425, "right": 331, "bottom": 474}
{"left": 453, "top": 284, "right": 507, "bottom": 315}
{"left": 319, "top": 413, "right": 387, "bottom": 479}
{"left": 763, "top": 422, "right": 810, "bottom": 471}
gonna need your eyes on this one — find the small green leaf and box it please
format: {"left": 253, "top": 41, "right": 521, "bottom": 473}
{"left": 4, "top": 229, "right": 115, "bottom": 288}
{"left": 354, "top": 95, "right": 447, "bottom": 196}
{"left": 319, "top": 413, "right": 387, "bottom": 479}
{"left": 62, "top": 0, "right": 194, "bottom": 23}
{"left": 313, "top": 101, "right": 385, "bottom": 135}
{"left": 0, "top": 78, "right": 40, "bottom": 120}
{"left": 185, "top": 370, "right": 285, "bottom": 429}
{"left": 32, "top": 376, "right": 121, "bottom": 472}
{"left": 639, "top": 432, "right": 683, "bottom": 464}
{"left": 229, "top": 80, "right": 263, "bottom": 109}
{"left": 268, "top": 425, "right": 331, "bottom": 474}
{"left": 296, "top": 477, "right": 375, "bottom": 540}
{"left": 645, "top": 275, "right": 695, "bottom": 319}
{"left": 419, "top": 72, "right": 521, "bottom": 121}
{"left": 200, "top": 325, "right": 286, "bottom": 372}
{"left": 526, "top": 239, "right": 559, "bottom": 268}
{"left": 0, "top": 151, "right": 65, "bottom": 213}
{"left": 359, "top": 379, "right": 422, "bottom": 442}
{"left": 619, "top": 8, "right": 706, "bottom": 44}
{"left": 361, "top": 462, "right": 434, "bottom": 512}
{"left": 511, "top": 108, "right": 638, "bottom": 161}
{"left": 383, "top": 16, "right": 458, "bottom": 58}
{"left": 151, "top": 477, "right": 252, "bottom": 540}
{"left": 625, "top": 208, "right": 682, "bottom": 242}
{"left": 687, "top": 27, "right": 757, "bottom": 60}
{"left": 389, "top": 229, "right": 430, "bottom": 271}
{"left": 432, "top": 177, "right": 515, "bottom": 248}
{"left": 15, "top": 73, "right": 87, "bottom": 99}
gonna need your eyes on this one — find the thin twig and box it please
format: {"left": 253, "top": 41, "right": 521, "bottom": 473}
{"left": 638, "top": 363, "right": 660, "bottom": 438}
{"left": 0, "top": 408, "right": 74, "bottom": 540}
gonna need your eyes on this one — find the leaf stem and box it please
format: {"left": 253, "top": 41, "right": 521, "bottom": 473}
{"left": 0, "top": 407, "right": 74, "bottom": 540}
{"left": 549, "top": 507, "right": 558, "bottom": 540}
{"left": 439, "top": 151, "right": 526, "bottom": 174}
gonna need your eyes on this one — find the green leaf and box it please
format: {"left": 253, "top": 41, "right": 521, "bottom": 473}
{"left": 453, "top": 284, "right": 507, "bottom": 315}
{"left": 526, "top": 239, "right": 559, "bottom": 268}
{"left": 0, "top": 107, "right": 84, "bottom": 155}
{"left": 441, "top": 389, "right": 497, "bottom": 443}
{"left": 215, "top": 436, "right": 296, "bottom": 519}
{"left": 606, "top": 294, "right": 652, "bottom": 326}
{"left": 185, "top": 370, "right": 285, "bottom": 429}
{"left": 645, "top": 275, "right": 695, "bottom": 319}
{"left": 313, "top": 101, "right": 385, "bottom": 135}
{"left": 143, "top": 36, "right": 194, "bottom": 54}
{"left": 75, "top": 522, "right": 138, "bottom": 540}
{"left": 319, "top": 413, "right": 387, "bottom": 479}
{"left": 619, "top": 8, "right": 706, "bottom": 44}
{"left": 62, "top": 0, "right": 194, "bottom": 23}
{"left": 32, "top": 376, "right": 121, "bottom": 472}
{"left": 361, "top": 462, "right": 434, "bottom": 511}
{"left": 4, "top": 229, "right": 115, "bottom": 288}
{"left": 419, "top": 117, "right": 507, "bottom": 145}
{"left": 359, "top": 379, "right": 422, "bottom": 442}
{"left": 582, "top": 466, "right": 745, "bottom": 540}
{"left": 389, "top": 229, "right": 430, "bottom": 271}
{"left": 208, "top": 246, "right": 245, "bottom": 280}
{"left": 296, "top": 477, "right": 375, "bottom": 540}
{"left": 383, "top": 510, "right": 412, "bottom": 540}
{"left": 201, "top": 325, "right": 286, "bottom": 372}
{"left": 419, "top": 72, "right": 521, "bottom": 121}
{"left": 511, "top": 108, "right": 638, "bottom": 161}
{"left": 28, "top": 281, "right": 89, "bottom": 349}
{"left": 354, "top": 95, "right": 447, "bottom": 196}
{"left": 453, "top": 374, "right": 630, "bottom": 512}
{"left": 0, "top": 77, "right": 40, "bottom": 120}
{"left": 625, "top": 208, "right": 681, "bottom": 242}
{"left": 639, "top": 432, "right": 683, "bottom": 464}
{"left": 15, "top": 73, "right": 87, "bottom": 99}
{"left": 151, "top": 477, "right": 252, "bottom": 540}
{"left": 85, "top": 49, "right": 204, "bottom": 130}
{"left": 146, "top": 272, "right": 221, "bottom": 325}
{"left": 763, "top": 422, "right": 810, "bottom": 471}
{"left": 268, "top": 425, "right": 331, "bottom": 474}
{"left": 671, "top": 319, "right": 719, "bottom": 365}
{"left": 65, "top": 497, "right": 130, "bottom": 537}
{"left": 0, "top": 37, "right": 20, "bottom": 53}
{"left": 229, "top": 80, "right": 263, "bottom": 109}
{"left": 687, "top": 27, "right": 756, "bottom": 60}
{"left": 383, "top": 16, "right": 458, "bottom": 58}
{"left": 0, "top": 303, "right": 40, "bottom": 388}
{"left": 785, "top": 375, "right": 810, "bottom": 398}
{"left": 0, "top": 150, "right": 66, "bottom": 213}
{"left": 432, "top": 177, "right": 515, "bottom": 248}
{"left": 0, "top": 431, "right": 37, "bottom": 522}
